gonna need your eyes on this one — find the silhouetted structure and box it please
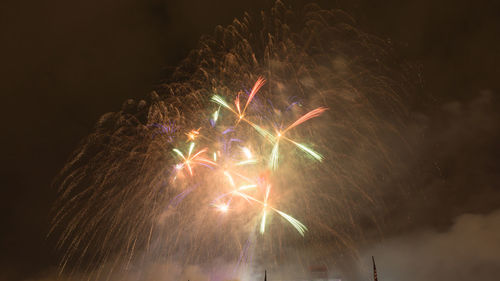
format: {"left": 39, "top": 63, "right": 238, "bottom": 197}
{"left": 372, "top": 256, "right": 378, "bottom": 281}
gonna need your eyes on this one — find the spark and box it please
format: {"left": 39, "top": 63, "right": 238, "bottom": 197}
{"left": 235, "top": 159, "right": 258, "bottom": 166}
{"left": 172, "top": 142, "right": 216, "bottom": 176}
{"left": 269, "top": 142, "right": 280, "bottom": 170}
{"left": 243, "top": 77, "right": 266, "bottom": 114}
{"left": 282, "top": 107, "right": 328, "bottom": 134}
{"left": 260, "top": 184, "right": 271, "bottom": 234}
{"left": 237, "top": 184, "right": 257, "bottom": 190}
{"left": 232, "top": 184, "right": 307, "bottom": 236}
{"left": 288, "top": 140, "right": 324, "bottom": 161}
{"left": 267, "top": 107, "right": 327, "bottom": 169}
{"left": 242, "top": 147, "right": 253, "bottom": 159}
{"left": 272, "top": 208, "right": 308, "bottom": 236}
{"left": 214, "top": 204, "right": 229, "bottom": 212}
{"left": 233, "top": 77, "right": 266, "bottom": 121}
{"left": 213, "top": 107, "right": 220, "bottom": 122}
{"left": 260, "top": 210, "right": 267, "bottom": 234}
{"left": 211, "top": 95, "right": 235, "bottom": 113}
{"left": 211, "top": 78, "right": 269, "bottom": 132}
{"left": 224, "top": 171, "right": 236, "bottom": 187}
{"left": 186, "top": 128, "right": 201, "bottom": 141}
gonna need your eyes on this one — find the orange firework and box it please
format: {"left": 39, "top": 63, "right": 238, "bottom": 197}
{"left": 235, "top": 77, "right": 266, "bottom": 120}
{"left": 186, "top": 128, "right": 201, "bottom": 141}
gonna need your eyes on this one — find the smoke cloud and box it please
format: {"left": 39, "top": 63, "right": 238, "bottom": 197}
{"left": 16, "top": 262, "right": 214, "bottom": 281}
{"left": 360, "top": 209, "right": 500, "bottom": 281}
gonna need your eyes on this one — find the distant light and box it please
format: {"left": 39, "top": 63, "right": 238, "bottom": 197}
{"left": 242, "top": 147, "right": 252, "bottom": 159}
{"left": 218, "top": 204, "right": 229, "bottom": 212}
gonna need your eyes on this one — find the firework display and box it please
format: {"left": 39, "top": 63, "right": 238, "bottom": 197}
{"left": 173, "top": 77, "right": 324, "bottom": 237}
{"left": 51, "top": 2, "right": 416, "bottom": 279}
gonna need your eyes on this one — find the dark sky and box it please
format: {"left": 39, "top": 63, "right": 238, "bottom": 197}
{"left": 1, "top": 0, "right": 499, "bottom": 280}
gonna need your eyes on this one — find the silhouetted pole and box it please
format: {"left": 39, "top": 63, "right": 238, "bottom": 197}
{"left": 264, "top": 270, "right": 267, "bottom": 281}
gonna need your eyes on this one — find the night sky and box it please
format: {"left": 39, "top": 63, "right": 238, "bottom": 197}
{"left": 1, "top": 0, "right": 499, "bottom": 280}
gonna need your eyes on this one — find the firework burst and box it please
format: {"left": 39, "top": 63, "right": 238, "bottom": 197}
{"left": 52, "top": 2, "right": 417, "bottom": 279}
